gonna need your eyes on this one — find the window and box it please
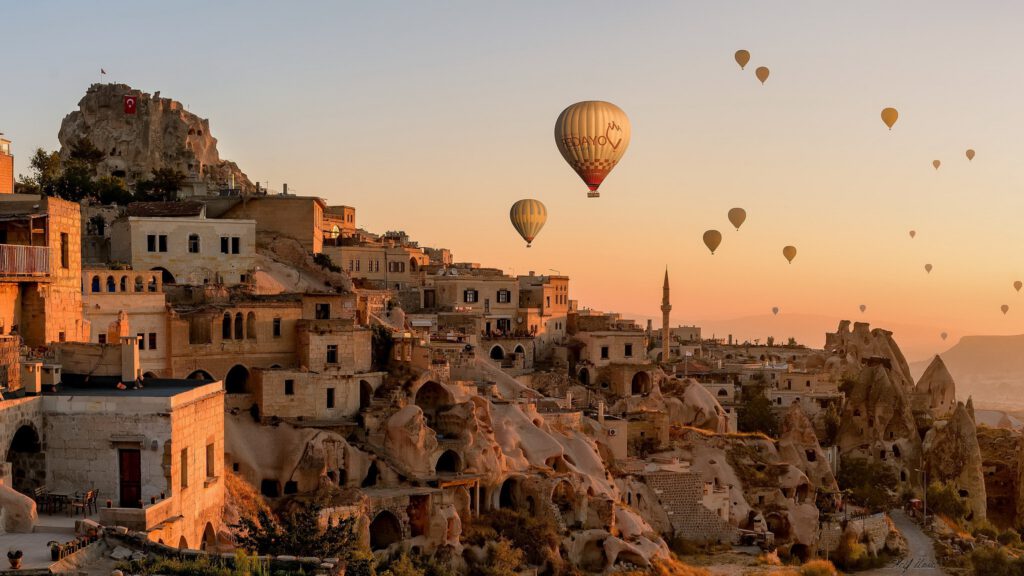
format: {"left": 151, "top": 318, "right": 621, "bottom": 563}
{"left": 206, "top": 443, "right": 215, "bottom": 478}
{"left": 58, "top": 331, "right": 66, "bottom": 342}
{"left": 284, "top": 379, "right": 294, "bottom": 395}
{"left": 98, "top": 334, "right": 107, "bottom": 344}
{"left": 546, "top": 296, "right": 551, "bottom": 307}
{"left": 137, "top": 333, "right": 145, "bottom": 350}
{"left": 234, "top": 313, "right": 243, "bottom": 340}
{"left": 231, "top": 237, "right": 240, "bottom": 254}
{"left": 625, "top": 343, "right": 633, "bottom": 357}
{"left": 600, "top": 346, "right": 609, "bottom": 360}
{"left": 326, "top": 344, "right": 339, "bottom": 364}
{"left": 188, "top": 233, "right": 200, "bottom": 253}
{"left": 315, "top": 303, "right": 330, "bottom": 319}
{"left": 147, "top": 234, "right": 157, "bottom": 252}
{"left": 222, "top": 312, "right": 232, "bottom": 340}
{"left": 148, "top": 333, "right": 157, "bottom": 350}
{"left": 497, "top": 289, "right": 511, "bottom": 303}
{"left": 464, "top": 289, "right": 478, "bottom": 303}
{"left": 60, "top": 232, "right": 69, "bottom": 269}
{"left": 272, "top": 317, "right": 282, "bottom": 337}
{"left": 326, "top": 388, "right": 335, "bottom": 409}
{"left": 220, "top": 237, "right": 229, "bottom": 254}
{"left": 158, "top": 235, "right": 168, "bottom": 252}
{"left": 180, "top": 448, "right": 189, "bottom": 488}
{"left": 355, "top": 260, "right": 360, "bottom": 272}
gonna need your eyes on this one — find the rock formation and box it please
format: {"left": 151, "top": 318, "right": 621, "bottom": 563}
{"left": 922, "top": 402, "right": 987, "bottom": 522}
{"left": 912, "top": 356, "right": 957, "bottom": 429}
{"left": 977, "top": 425, "right": 1019, "bottom": 528}
{"left": 825, "top": 321, "right": 915, "bottom": 391}
{"left": 0, "top": 479, "right": 36, "bottom": 533}
{"left": 661, "top": 378, "right": 730, "bottom": 433}
{"left": 58, "top": 83, "right": 253, "bottom": 194}
{"left": 778, "top": 403, "right": 839, "bottom": 504}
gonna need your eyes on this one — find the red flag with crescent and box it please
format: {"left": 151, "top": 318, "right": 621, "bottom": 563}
{"left": 124, "top": 95, "right": 137, "bottom": 114}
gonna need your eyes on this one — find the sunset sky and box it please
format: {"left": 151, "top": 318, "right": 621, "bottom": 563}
{"left": 6, "top": 1, "right": 1024, "bottom": 359}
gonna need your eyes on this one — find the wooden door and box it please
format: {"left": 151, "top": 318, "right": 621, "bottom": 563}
{"left": 118, "top": 449, "right": 142, "bottom": 508}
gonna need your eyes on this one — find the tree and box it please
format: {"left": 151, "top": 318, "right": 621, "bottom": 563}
{"left": 927, "top": 481, "right": 968, "bottom": 521}
{"left": 836, "top": 457, "right": 898, "bottom": 511}
{"left": 230, "top": 503, "right": 363, "bottom": 560}
{"left": 136, "top": 168, "right": 186, "bottom": 201}
{"left": 737, "top": 387, "right": 779, "bottom": 437}
{"left": 16, "top": 146, "right": 130, "bottom": 204}
{"left": 470, "top": 539, "right": 524, "bottom": 576}
{"left": 67, "top": 138, "right": 105, "bottom": 167}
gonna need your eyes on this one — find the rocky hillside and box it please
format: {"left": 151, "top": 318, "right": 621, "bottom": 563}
{"left": 58, "top": 83, "right": 253, "bottom": 193}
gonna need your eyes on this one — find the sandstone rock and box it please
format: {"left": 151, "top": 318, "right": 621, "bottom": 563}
{"left": 0, "top": 479, "right": 35, "bottom": 533}
{"left": 662, "top": 378, "right": 729, "bottom": 433}
{"left": 58, "top": 83, "right": 253, "bottom": 194}
{"left": 978, "top": 425, "right": 1020, "bottom": 527}
{"left": 913, "top": 355, "right": 957, "bottom": 425}
{"left": 825, "top": 321, "right": 915, "bottom": 391}
{"left": 778, "top": 403, "right": 839, "bottom": 501}
{"left": 923, "top": 402, "right": 987, "bottom": 522}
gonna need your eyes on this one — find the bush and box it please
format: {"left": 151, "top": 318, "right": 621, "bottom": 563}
{"left": 969, "top": 547, "right": 1022, "bottom": 576}
{"left": 737, "top": 387, "right": 779, "bottom": 437}
{"left": 799, "top": 560, "right": 838, "bottom": 576}
{"left": 998, "top": 529, "right": 1022, "bottom": 547}
{"left": 836, "top": 458, "right": 899, "bottom": 511}
{"left": 927, "top": 481, "right": 968, "bottom": 522}
{"left": 463, "top": 509, "right": 560, "bottom": 569}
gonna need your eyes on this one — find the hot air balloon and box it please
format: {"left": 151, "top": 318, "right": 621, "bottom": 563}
{"left": 782, "top": 245, "right": 797, "bottom": 263}
{"left": 554, "top": 101, "right": 631, "bottom": 198}
{"left": 925, "top": 264, "right": 933, "bottom": 273}
{"left": 755, "top": 66, "right": 770, "bottom": 84}
{"left": 966, "top": 149, "right": 975, "bottom": 161}
{"left": 941, "top": 332, "right": 948, "bottom": 341}
{"left": 728, "top": 208, "right": 747, "bottom": 230}
{"left": 734, "top": 50, "right": 750, "bottom": 70}
{"left": 703, "top": 230, "right": 723, "bottom": 255}
{"left": 1015, "top": 280, "right": 1022, "bottom": 292}
{"left": 772, "top": 307, "right": 779, "bottom": 316}
{"left": 509, "top": 199, "right": 547, "bottom": 247}
{"left": 909, "top": 230, "right": 916, "bottom": 239}
{"left": 932, "top": 160, "right": 941, "bottom": 170}
{"left": 859, "top": 304, "right": 867, "bottom": 313}
{"left": 881, "top": 107, "right": 898, "bottom": 130}
{"left": 1002, "top": 304, "right": 1010, "bottom": 315}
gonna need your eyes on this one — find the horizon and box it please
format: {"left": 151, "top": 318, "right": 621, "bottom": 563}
{"left": 6, "top": 1, "right": 1024, "bottom": 360}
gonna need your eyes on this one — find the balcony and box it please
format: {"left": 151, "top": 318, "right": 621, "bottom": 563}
{"left": 0, "top": 244, "right": 50, "bottom": 278}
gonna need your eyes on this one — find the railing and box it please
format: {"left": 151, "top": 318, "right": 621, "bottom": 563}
{"left": 0, "top": 244, "right": 49, "bottom": 276}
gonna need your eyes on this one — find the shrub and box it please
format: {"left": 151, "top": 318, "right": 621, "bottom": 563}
{"left": 837, "top": 458, "right": 899, "bottom": 511}
{"left": 969, "top": 547, "right": 1021, "bottom": 576}
{"left": 800, "top": 560, "right": 838, "bottom": 576}
{"left": 927, "top": 481, "right": 968, "bottom": 522}
{"left": 998, "top": 529, "right": 1022, "bottom": 547}
{"left": 463, "top": 509, "right": 560, "bottom": 569}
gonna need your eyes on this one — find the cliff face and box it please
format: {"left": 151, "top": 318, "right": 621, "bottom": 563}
{"left": 912, "top": 355, "right": 958, "bottom": 431}
{"left": 58, "top": 83, "right": 253, "bottom": 194}
{"left": 977, "top": 426, "right": 1019, "bottom": 528}
{"left": 825, "top": 321, "right": 915, "bottom": 391}
{"left": 922, "top": 402, "right": 987, "bottom": 522}
{"left": 778, "top": 403, "right": 839, "bottom": 500}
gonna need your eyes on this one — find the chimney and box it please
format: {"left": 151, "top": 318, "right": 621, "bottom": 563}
{"left": 282, "top": 183, "right": 288, "bottom": 195}
{"left": 597, "top": 400, "right": 605, "bottom": 424}
{"left": 728, "top": 334, "right": 733, "bottom": 345}
{"left": 565, "top": 391, "right": 572, "bottom": 410}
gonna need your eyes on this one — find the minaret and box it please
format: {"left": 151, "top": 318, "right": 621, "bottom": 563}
{"left": 661, "top": 268, "right": 672, "bottom": 363}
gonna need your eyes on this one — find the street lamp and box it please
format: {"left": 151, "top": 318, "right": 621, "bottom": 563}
{"left": 915, "top": 467, "right": 928, "bottom": 526}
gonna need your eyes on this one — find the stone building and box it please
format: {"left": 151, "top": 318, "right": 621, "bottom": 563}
{"left": 82, "top": 268, "right": 169, "bottom": 377}
{"left": 0, "top": 138, "right": 12, "bottom": 195}
{"left": 517, "top": 272, "right": 569, "bottom": 361}
{"left": 574, "top": 330, "right": 654, "bottom": 396}
{"left": 109, "top": 202, "right": 256, "bottom": 285}
{"left": 220, "top": 195, "right": 325, "bottom": 254}
{"left": 323, "top": 205, "right": 356, "bottom": 242}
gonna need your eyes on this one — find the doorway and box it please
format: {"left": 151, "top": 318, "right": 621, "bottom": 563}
{"left": 119, "top": 448, "right": 142, "bottom": 508}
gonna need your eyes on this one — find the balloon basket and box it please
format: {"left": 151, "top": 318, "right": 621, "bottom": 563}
{"left": 587, "top": 192, "right": 600, "bottom": 198}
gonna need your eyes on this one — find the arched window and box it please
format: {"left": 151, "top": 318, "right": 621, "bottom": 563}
{"left": 234, "top": 313, "right": 244, "bottom": 340}
{"left": 106, "top": 275, "right": 116, "bottom": 292}
{"left": 188, "top": 234, "right": 201, "bottom": 254}
{"left": 246, "top": 312, "right": 256, "bottom": 340}
{"left": 119, "top": 275, "right": 127, "bottom": 292}
{"left": 134, "top": 276, "right": 144, "bottom": 292}
{"left": 148, "top": 276, "right": 158, "bottom": 292}
{"left": 222, "top": 313, "right": 232, "bottom": 340}
{"left": 91, "top": 276, "right": 100, "bottom": 292}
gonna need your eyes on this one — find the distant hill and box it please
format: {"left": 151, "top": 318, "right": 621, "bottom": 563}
{"left": 911, "top": 334, "right": 1024, "bottom": 410}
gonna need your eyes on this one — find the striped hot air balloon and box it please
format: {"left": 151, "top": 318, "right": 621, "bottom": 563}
{"left": 554, "top": 101, "right": 631, "bottom": 198}
{"left": 509, "top": 199, "right": 548, "bottom": 247}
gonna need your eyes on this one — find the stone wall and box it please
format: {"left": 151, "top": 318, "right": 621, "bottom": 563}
{"left": 255, "top": 368, "right": 383, "bottom": 421}
{"left": 221, "top": 196, "right": 324, "bottom": 254}
{"left": 642, "top": 471, "right": 738, "bottom": 544}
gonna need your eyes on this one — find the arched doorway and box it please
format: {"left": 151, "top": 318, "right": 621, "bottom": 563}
{"left": 362, "top": 462, "right": 380, "bottom": 488}
{"left": 578, "top": 368, "right": 590, "bottom": 386}
{"left": 187, "top": 370, "right": 213, "bottom": 381}
{"left": 369, "top": 511, "right": 402, "bottom": 550}
{"left": 631, "top": 371, "right": 651, "bottom": 395}
{"left": 225, "top": 365, "right": 250, "bottom": 394}
{"left": 201, "top": 522, "right": 217, "bottom": 552}
{"left": 359, "top": 380, "right": 372, "bottom": 410}
{"left": 498, "top": 476, "right": 523, "bottom": 510}
{"left": 152, "top": 267, "right": 175, "bottom": 285}
{"left": 435, "top": 450, "right": 463, "bottom": 475}
{"left": 178, "top": 535, "right": 189, "bottom": 550}
{"left": 489, "top": 346, "right": 505, "bottom": 361}
{"left": 414, "top": 381, "right": 453, "bottom": 421}
{"left": 409, "top": 258, "right": 418, "bottom": 272}
{"left": 6, "top": 425, "right": 43, "bottom": 494}
{"left": 552, "top": 480, "right": 574, "bottom": 520}
{"left": 514, "top": 344, "right": 525, "bottom": 355}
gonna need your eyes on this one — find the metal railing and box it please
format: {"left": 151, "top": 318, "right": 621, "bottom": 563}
{"left": 0, "top": 245, "right": 50, "bottom": 276}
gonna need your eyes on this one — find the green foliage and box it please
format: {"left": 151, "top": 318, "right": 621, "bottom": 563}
{"left": 998, "top": 529, "right": 1022, "bottom": 547}
{"left": 836, "top": 457, "right": 898, "bottom": 511}
{"left": 17, "top": 145, "right": 132, "bottom": 204}
{"left": 380, "top": 553, "right": 426, "bottom": 576}
{"left": 927, "top": 481, "right": 969, "bottom": 521}
{"left": 464, "top": 508, "right": 560, "bottom": 570}
{"left": 313, "top": 252, "right": 342, "bottom": 273}
{"left": 969, "top": 546, "right": 1024, "bottom": 576}
{"left": 136, "top": 167, "right": 187, "bottom": 201}
{"left": 799, "top": 560, "right": 838, "bottom": 576}
{"left": 821, "top": 403, "right": 841, "bottom": 447}
{"left": 737, "top": 387, "right": 779, "bottom": 437}
{"left": 116, "top": 552, "right": 271, "bottom": 576}
{"left": 230, "top": 503, "right": 362, "bottom": 561}
{"left": 469, "top": 539, "right": 524, "bottom": 576}
{"left": 831, "top": 534, "right": 888, "bottom": 571}
{"left": 347, "top": 551, "right": 378, "bottom": 576}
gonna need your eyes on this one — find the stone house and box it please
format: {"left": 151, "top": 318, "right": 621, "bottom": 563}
{"left": 82, "top": 268, "right": 169, "bottom": 377}
{"left": 0, "top": 138, "right": 13, "bottom": 195}
{"left": 322, "top": 205, "right": 356, "bottom": 242}
{"left": 517, "top": 272, "right": 569, "bottom": 361}
{"left": 574, "top": 331, "right": 655, "bottom": 396}
{"left": 219, "top": 195, "right": 325, "bottom": 254}
{"left": 109, "top": 202, "right": 256, "bottom": 285}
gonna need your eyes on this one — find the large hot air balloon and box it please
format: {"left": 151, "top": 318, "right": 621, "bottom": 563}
{"left": 932, "top": 160, "right": 941, "bottom": 170}
{"left": 755, "top": 66, "right": 770, "bottom": 84}
{"left": 925, "top": 263, "right": 933, "bottom": 273}
{"left": 782, "top": 245, "right": 797, "bottom": 263}
{"left": 509, "top": 199, "right": 547, "bottom": 247}
{"left": 772, "top": 307, "right": 779, "bottom": 316}
{"left": 941, "top": 332, "right": 948, "bottom": 341}
{"left": 909, "top": 230, "right": 916, "bottom": 239}
{"left": 1015, "top": 280, "right": 1022, "bottom": 292}
{"left": 966, "top": 149, "right": 975, "bottom": 161}
{"left": 703, "top": 230, "right": 723, "bottom": 255}
{"left": 859, "top": 304, "right": 867, "bottom": 313}
{"left": 728, "top": 208, "right": 747, "bottom": 230}
{"left": 881, "top": 107, "right": 898, "bottom": 130}
{"left": 1002, "top": 304, "right": 1010, "bottom": 315}
{"left": 735, "top": 50, "right": 750, "bottom": 70}
{"left": 554, "top": 101, "right": 631, "bottom": 198}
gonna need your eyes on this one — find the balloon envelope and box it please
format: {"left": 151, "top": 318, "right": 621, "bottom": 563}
{"left": 755, "top": 66, "right": 770, "bottom": 84}
{"left": 509, "top": 199, "right": 547, "bottom": 247}
{"left": 728, "top": 208, "right": 747, "bottom": 230}
{"left": 771, "top": 307, "right": 779, "bottom": 316}
{"left": 933, "top": 160, "right": 941, "bottom": 170}
{"left": 859, "top": 304, "right": 867, "bottom": 313}
{"left": 735, "top": 50, "right": 750, "bottom": 69}
{"left": 966, "top": 149, "right": 975, "bottom": 161}
{"left": 782, "top": 245, "right": 797, "bottom": 263}
{"left": 554, "top": 101, "right": 631, "bottom": 198}
{"left": 1015, "top": 281, "right": 1022, "bottom": 292}
{"left": 1002, "top": 304, "right": 1010, "bottom": 315}
{"left": 909, "top": 230, "right": 916, "bottom": 239}
{"left": 941, "top": 332, "right": 948, "bottom": 340}
{"left": 881, "top": 107, "right": 898, "bottom": 130}
{"left": 925, "top": 264, "right": 933, "bottom": 273}
{"left": 703, "top": 230, "right": 723, "bottom": 255}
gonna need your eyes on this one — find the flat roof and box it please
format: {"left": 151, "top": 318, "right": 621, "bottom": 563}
{"left": 49, "top": 378, "right": 219, "bottom": 398}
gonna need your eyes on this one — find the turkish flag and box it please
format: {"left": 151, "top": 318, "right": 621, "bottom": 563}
{"left": 124, "top": 95, "right": 137, "bottom": 114}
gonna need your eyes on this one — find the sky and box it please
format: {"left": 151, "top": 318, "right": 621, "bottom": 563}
{"left": 4, "top": 1, "right": 1024, "bottom": 360}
